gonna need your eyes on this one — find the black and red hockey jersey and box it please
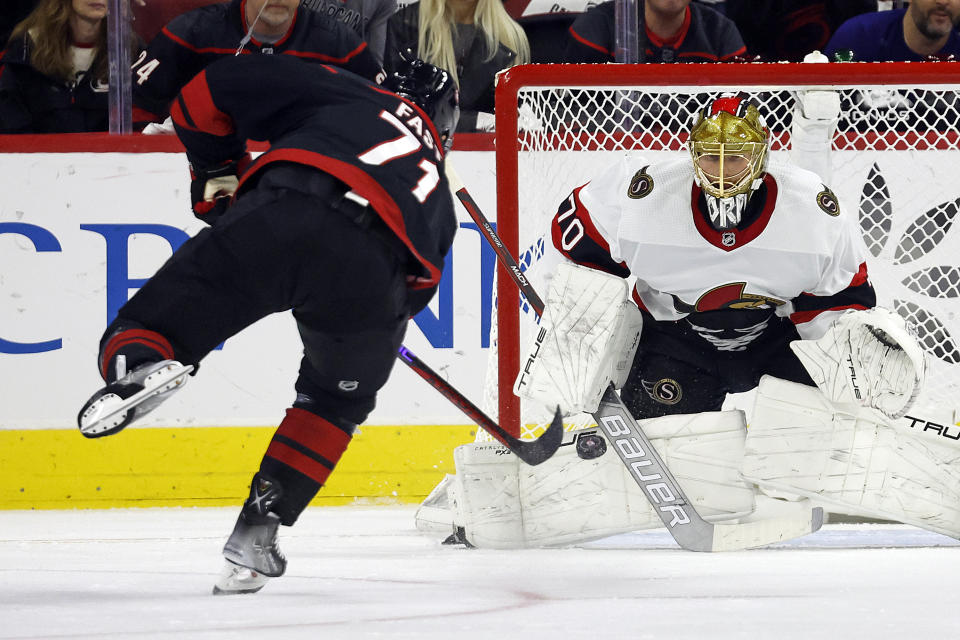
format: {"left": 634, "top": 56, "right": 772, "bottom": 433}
{"left": 564, "top": 1, "right": 745, "bottom": 63}
{"left": 133, "top": 0, "right": 383, "bottom": 125}
{"left": 171, "top": 54, "right": 455, "bottom": 301}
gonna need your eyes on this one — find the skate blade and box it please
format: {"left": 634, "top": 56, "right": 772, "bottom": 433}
{"left": 212, "top": 561, "right": 271, "bottom": 595}
{"left": 79, "top": 363, "right": 193, "bottom": 438}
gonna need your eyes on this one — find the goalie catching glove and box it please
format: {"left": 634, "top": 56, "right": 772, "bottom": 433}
{"left": 189, "top": 153, "right": 252, "bottom": 225}
{"left": 790, "top": 307, "right": 925, "bottom": 420}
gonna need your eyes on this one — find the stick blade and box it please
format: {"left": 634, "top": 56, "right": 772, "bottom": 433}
{"left": 710, "top": 507, "right": 825, "bottom": 552}
{"left": 513, "top": 406, "right": 564, "bottom": 466}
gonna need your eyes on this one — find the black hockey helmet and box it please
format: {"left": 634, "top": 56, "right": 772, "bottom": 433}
{"left": 383, "top": 58, "right": 459, "bottom": 153}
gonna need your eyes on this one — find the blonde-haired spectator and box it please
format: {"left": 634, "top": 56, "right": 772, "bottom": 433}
{"left": 384, "top": 0, "right": 529, "bottom": 131}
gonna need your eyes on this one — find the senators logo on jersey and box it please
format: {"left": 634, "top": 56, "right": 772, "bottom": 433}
{"left": 643, "top": 378, "right": 683, "bottom": 405}
{"left": 817, "top": 185, "right": 840, "bottom": 216}
{"left": 673, "top": 282, "right": 786, "bottom": 313}
{"left": 627, "top": 167, "right": 655, "bottom": 199}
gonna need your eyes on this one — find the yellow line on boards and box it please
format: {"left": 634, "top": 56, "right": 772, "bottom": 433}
{"left": 0, "top": 425, "right": 476, "bottom": 509}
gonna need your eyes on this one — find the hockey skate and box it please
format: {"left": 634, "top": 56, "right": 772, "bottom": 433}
{"left": 77, "top": 360, "right": 193, "bottom": 438}
{"left": 213, "top": 474, "right": 287, "bottom": 595}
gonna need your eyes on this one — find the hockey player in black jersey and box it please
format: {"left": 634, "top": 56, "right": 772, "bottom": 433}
{"left": 77, "top": 54, "right": 459, "bottom": 594}
{"left": 131, "top": 0, "right": 384, "bottom": 127}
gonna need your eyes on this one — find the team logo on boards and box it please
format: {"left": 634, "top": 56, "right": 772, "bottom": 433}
{"left": 627, "top": 166, "right": 654, "bottom": 199}
{"left": 816, "top": 185, "right": 840, "bottom": 216}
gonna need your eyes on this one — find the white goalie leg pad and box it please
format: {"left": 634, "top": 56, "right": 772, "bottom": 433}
{"left": 742, "top": 376, "right": 960, "bottom": 539}
{"left": 513, "top": 262, "right": 643, "bottom": 416}
{"left": 451, "top": 411, "right": 757, "bottom": 549}
{"left": 791, "top": 307, "right": 926, "bottom": 420}
{"left": 413, "top": 474, "right": 455, "bottom": 533}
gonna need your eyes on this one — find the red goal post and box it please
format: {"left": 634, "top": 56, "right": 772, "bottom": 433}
{"left": 490, "top": 62, "right": 960, "bottom": 438}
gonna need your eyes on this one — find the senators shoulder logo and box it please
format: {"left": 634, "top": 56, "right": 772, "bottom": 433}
{"left": 627, "top": 166, "right": 654, "bottom": 199}
{"left": 816, "top": 185, "right": 840, "bottom": 216}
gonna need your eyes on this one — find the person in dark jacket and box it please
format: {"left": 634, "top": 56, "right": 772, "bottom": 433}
{"left": 0, "top": 0, "right": 139, "bottom": 133}
{"left": 384, "top": 0, "right": 528, "bottom": 132}
{"left": 825, "top": 0, "right": 960, "bottom": 62}
{"left": 300, "top": 0, "right": 398, "bottom": 64}
{"left": 131, "top": 0, "right": 385, "bottom": 127}
{"left": 564, "top": 0, "right": 745, "bottom": 63}
{"left": 725, "top": 0, "right": 876, "bottom": 62}
{"left": 77, "top": 54, "right": 459, "bottom": 595}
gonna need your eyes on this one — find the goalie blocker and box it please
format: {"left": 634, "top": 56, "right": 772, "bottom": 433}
{"left": 514, "top": 262, "right": 642, "bottom": 416}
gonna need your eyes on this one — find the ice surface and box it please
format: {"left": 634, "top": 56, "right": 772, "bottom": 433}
{"left": 1, "top": 506, "right": 957, "bottom": 639}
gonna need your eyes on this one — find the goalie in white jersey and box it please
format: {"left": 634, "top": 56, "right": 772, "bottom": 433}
{"left": 555, "top": 93, "right": 873, "bottom": 417}
{"left": 433, "top": 94, "right": 960, "bottom": 550}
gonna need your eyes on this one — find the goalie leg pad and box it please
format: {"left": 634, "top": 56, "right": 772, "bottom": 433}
{"left": 514, "top": 262, "right": 643, "bottom": 416}
{"left": 451, "top": 410, "right": 757, "bottom": 549}
{"left": 414, "top": 474, "right": 455, "bottom": 533}
{"left": 742, "top": 376, "right": 960, "bottom": 539}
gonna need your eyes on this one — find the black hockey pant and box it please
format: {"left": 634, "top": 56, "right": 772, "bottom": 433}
{"left": 99, "top": 169, "right": 412, "bottom": 523}
{"left": 620, "top": 313, "right": 816, "bottom": 419}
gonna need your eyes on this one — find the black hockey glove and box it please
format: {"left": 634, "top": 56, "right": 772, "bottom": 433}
{"left": 189, "top": 153, "right": 252, "bottom": 225}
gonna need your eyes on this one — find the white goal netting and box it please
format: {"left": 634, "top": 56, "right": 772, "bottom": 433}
{"left": 482, "top": 62, "right": 960, "bottom": 440}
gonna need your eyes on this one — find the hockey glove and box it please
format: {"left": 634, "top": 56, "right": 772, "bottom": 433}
{"left": 189, "top": 153, "right": 252, "bottom": 225}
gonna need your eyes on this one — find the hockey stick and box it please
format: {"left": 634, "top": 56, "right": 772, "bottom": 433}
{"left": 447, "top": 165, "right": 824, "bottom": 551}
{"left": 396, "top": 345, "right": 562, "bottom": 465}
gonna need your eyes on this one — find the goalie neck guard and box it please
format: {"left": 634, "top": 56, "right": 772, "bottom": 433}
{"left": 689, "top": 93, "right": 769, "bottom": 231}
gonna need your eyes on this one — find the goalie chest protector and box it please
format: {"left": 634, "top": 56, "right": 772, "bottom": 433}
{"left": 559, "top": 155, "right": 869, "bottom": 324}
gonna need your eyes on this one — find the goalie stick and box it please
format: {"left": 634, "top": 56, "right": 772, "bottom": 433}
{"left": 397, "top": 345, "right": 563, "bottom": 466}
{"left": 447, "top": 165, "right": 824, "bottom": 551}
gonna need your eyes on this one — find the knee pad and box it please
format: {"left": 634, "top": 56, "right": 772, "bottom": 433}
{"left": 294, "top": 373, "right": 375, "bottom": 427}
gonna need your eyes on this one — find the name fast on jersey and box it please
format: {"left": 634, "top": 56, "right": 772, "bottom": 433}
{"left": 393, "top": 101, "right": 442, "bottom": 161}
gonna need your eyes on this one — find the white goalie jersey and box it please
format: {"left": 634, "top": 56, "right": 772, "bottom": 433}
{"left": 551, "top": 154, "right": 876, "bottom": 341}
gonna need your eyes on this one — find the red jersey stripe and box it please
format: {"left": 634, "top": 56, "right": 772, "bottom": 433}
{"left": 284, "top": 41, "right": 369, "bottom": 63}
{"left": 790, "top": 303, "right": 870, "bottom": 325}
{"left": 172, "top": 70, "right": 234, "bottom": 137}
{"left": 569, "top": 26, "right": 612, "bottom": 56}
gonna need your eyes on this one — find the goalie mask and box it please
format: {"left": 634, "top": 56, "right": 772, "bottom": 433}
{"left": 382, "top": 58, "right": 460, "bottom": 153}
{"left": 689, "top": 94, "right": 769, "bottom": 230}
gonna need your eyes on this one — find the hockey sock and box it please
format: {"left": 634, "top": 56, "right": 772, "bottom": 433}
{"left": 99, "top": 327, "right": 176, "bottom": 382}
{"left": 259, "top": 407, "right": 355, "bottom": 525}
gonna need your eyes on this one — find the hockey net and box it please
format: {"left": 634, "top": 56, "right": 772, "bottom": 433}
{"left": 482, "top": 62, "right": 960, "bottom": 441}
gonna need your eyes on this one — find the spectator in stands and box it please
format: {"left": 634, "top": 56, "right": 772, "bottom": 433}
{"left": 384, "top": 0, "right": 529, "bottom": 132}
{"left": 825, "top": 0, "right": 960, "bottom": 61}
{"left": 563, "top": 0, "right": 745, "bottom": 63}
{"left": 725, "top": 0, "right": 877, "bottom": 62}
{"left": 132, "top": 0, "right": 384, "bottom": 128}
{"left": 0, "top": 0, "right": 141, "bottom": 133}
{"left": 300, "top": 0, "right": 398, "bottom": 65}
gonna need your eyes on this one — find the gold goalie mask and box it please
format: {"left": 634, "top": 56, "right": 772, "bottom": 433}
{"left": 689, "top": 93, "right": 769, "bottom": 231}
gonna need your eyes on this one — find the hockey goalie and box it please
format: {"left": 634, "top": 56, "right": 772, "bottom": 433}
{"left": 421, "top": 93, "right": 960, "bottom": 549}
